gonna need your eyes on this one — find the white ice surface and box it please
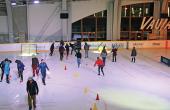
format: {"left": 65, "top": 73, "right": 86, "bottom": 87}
{"left": 0, "top": 48, "right": 170, "bottom": 110}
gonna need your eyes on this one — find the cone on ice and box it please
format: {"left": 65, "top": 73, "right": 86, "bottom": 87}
{"left": 92, "top": 103, "right": 98, "bottom": 110}
{"left": 83, "top": 87, "right": 89, "bottom": 94}
{"left": 96, "top": 93, "right": 99, "bottom": 100}
{"left": 73, "top": 72, "right": 80, "bottom": 78}
{"left": 64, "top": 65, "right": 67, "bottom": 70}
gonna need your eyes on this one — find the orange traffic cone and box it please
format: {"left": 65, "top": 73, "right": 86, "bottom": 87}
{"left": 96, "top": 93, "right": 99, "bottom": 100}
{"left": 64, "top": 65, "right": 67, "bottom": 70}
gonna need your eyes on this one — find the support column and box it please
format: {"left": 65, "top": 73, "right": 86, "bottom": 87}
{"left": 5, "top": 0, "right": 14, "bottom": 43}
{"left": 112, "top": 0, "right": 121, "bottom": 40}
{"left": 152, "top": 0, "right": 160, "bottom": 39}
{"left": 160, "top": 0, "right": 168, "bottom": 40}
{"left": 107, "top": 0, "right": 114, "bottom": 40}
{"left": 61, "top": 0, "right": 71, "bottom": 41}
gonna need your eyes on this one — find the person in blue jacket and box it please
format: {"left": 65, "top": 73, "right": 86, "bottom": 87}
{"left": 15, "top": 60, "right": 25, "bottom": 82}
{"left": 39, "top": 59, "right": 49, "bottom": 85}
{"left": 4, "top": 58, "right": 12, "bottom": 84}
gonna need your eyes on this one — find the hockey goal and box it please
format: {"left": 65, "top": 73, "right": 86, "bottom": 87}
{"left": 21, "top": 43, "right": 37, "bottom": 56}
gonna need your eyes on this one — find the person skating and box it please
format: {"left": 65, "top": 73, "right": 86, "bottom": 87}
{"left": 32, "top": 55, "right": 39, "bottom": 77}
{"left": 94, "top": 57, "right": 104, "bottom": 76}
{"left": 75, "top": 49, "right": 82, "bottom": 68}
{"left": 49, "top": 42, "right": 55, "bottom": 56}
{"left": 0, "top": 59, "right": 5, "bottom": 82}
{"left": 65, "top": 43, "right": 70, "bottom": 59}
{"left": 59, "top": 44, "right": 65, "bottom": 61}
{"left": 39, "top": 59, "right": 49, "bottom": 85}
{"left": 69, "top": 42, "right": 75, "bottom": 55}
{"left": 100, "top": 46, "right": 107, "bottom": 65}
{"left": 15, "top": 60, "right": 25, "bottom": 82}
{"left": 26, "top": 77, "right": 39, "bottom": 110}
{"left": 0, "top": 66, "right": 2, "bottom": 80}
{"left": 112, "top": 47, "right": 118, "bottom": 62}
{"left": 131, "top": 47, "right": 137, "bottom": 63}
{"left": 4, "top": 58, "right": 12, "bottom": 84}
{"left": 60, "top": 40, "right": 64, "bottom": 46}
{"left": 84, "top": 42, "right": 90, "bottom": 58}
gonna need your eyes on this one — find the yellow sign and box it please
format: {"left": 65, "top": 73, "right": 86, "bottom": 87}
{"left": 140, "top": 17, "right": 170, "bottom": 30}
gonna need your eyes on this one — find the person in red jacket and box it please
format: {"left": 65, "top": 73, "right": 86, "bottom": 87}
{"left": 94, "top": 57, "right": 104, "bottom": 76}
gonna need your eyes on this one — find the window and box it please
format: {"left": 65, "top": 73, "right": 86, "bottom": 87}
{"left": 120, "top": 3, "right": 154, "bottom": 40}
{"left": 72, "top": 10, "right": 107, "bottom": 41}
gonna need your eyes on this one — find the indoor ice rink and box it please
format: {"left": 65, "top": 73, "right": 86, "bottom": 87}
{"left": 1, "top": 0, "right": 170, "bottom": 110}
{"left": 0, "top": 48, "right": 170, "bottom": 110}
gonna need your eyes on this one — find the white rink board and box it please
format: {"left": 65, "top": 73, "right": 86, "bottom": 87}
{"left": 0, "top": 43, "right": 21, "bottom": 52}
{"left": 0, "top": 40, "right": 169, "bottom": 52}
{"left": 128, "top": 40, "right": 166, "bottom": 49}
{"left": 83, "top": 41, "right": 127, "bottom": 50}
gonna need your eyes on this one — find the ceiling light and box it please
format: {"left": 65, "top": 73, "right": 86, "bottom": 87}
{"left": 11, "top": 2, "right": 16, "bottom": 5}
{"left": 34, "top": 0, "right": 39, "bottom": 4}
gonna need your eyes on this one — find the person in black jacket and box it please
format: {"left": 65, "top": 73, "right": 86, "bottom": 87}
{"left": 131, "top": 47, "right": 137, "bottom": 63}
{"left": 26, "top": 77, "right": 39, "bottom": 110}
{"left": 84, "top": 42, "right": 90, "bottom": 58}
{"left": 65, "top": 43, "right": 70, "bottom": 59}
{"left": 60, "top": 40, "right": 64, "bottom": 46}
{"left": 69, "top": 42, "right": 75, "bottom": 55}
{"left": 75, "top": 50, "right": 82, "bottom": 68}
{"left": 59, "top": 45, "right": 65, "bottom": 61}
{"left": 49, "top": 42, "right": 55, "bottom": 56}
{"left": 32, "top": 55, "right": 39, "bottom": 77}
{"left": 112, "top": 47, "right": 118, "bottom": 62}
{"left": 0, "top": 59, "right": 5, "bottom": 82}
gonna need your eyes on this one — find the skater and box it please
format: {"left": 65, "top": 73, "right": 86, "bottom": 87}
{"left": 65, "top": 43, "right": 70, "bottom": 59}
{"left": 0, "top": 59, "right": 5, "bottom": 82}
{"left": 26, "top": 77, "right": 39, "bottom": 110}
{"left": 15, "top": 60, "right": 25, "bottom": 82}
{"left": 131, "top": 47, "right": 137, "bottom": 63}
{"left": 59, "top": 44, "right": 65, "bottom": 61}
{"left": 49, "top": 42, "right": 55, "bottom": 56}
{"left": 39, "top": 59, "right": 49, "bottom": 85}
{"left": 32, "top": 55, "right": 39, "bottom": 77}
{"left": 94, "top": 57, "right": 104, "bottom": 76}
{"left": 84, "top": 42, "right": 90, "bottom": 58}
{"left": 4, "top": 58, "right": 12, "bottom": 84}
{"left": 60, "top": 40, "right": 64, "bottom": 46}
{"left": 69, "top": 42, "right": 75, "bottom": 55}
{"left": 75, "top": 50, "right": 82, "bottom": 68}
{"left": 112, "top": 47, "right": 118, "bottom": 62}
{"left": 0, "top": 66, "right": 2, "bottom": 80}
{"left": 100, "top": 46, "right": 107, "bottom": 65}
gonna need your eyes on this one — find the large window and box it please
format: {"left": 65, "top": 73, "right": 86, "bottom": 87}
{"left": 72, "top": 10, "right": 107, "bottom": 41}
{"left": 121, "top": 3, "right": 154, "bottom": 40}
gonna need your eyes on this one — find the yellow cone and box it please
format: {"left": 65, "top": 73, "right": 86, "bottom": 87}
{"left": 83, "top": 87, "right": 89, "bottom": 95}
{"left": 73, "top": 72, "right": 80, "bottom": 78}
{"left": 92, "top": 103, "right": 98, "bottom": 110}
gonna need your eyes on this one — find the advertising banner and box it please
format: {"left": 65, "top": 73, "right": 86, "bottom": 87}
{"left": 128, "top": 40, "right": 166, "bottom": 48}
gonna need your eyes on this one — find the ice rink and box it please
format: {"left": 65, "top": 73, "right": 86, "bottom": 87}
{"left": 0, "top": 48, "right": 170, "bottom": 110}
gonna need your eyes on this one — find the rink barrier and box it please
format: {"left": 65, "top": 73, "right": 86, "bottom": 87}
{"left": 160, "top": 56, "right": 170, "bottom": 67}
{"left": 0, "top": 40, "right": 170, "bottom": 53}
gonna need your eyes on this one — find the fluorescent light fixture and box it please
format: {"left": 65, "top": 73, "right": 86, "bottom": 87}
{"left": 11, "top": 2, "right": 16, "bottom": 5}
{"left": 34, "top": 0, "right": 39, "bottom": 4}
{"left": 168, "top": 7, "right": 169, "bottom": 17}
